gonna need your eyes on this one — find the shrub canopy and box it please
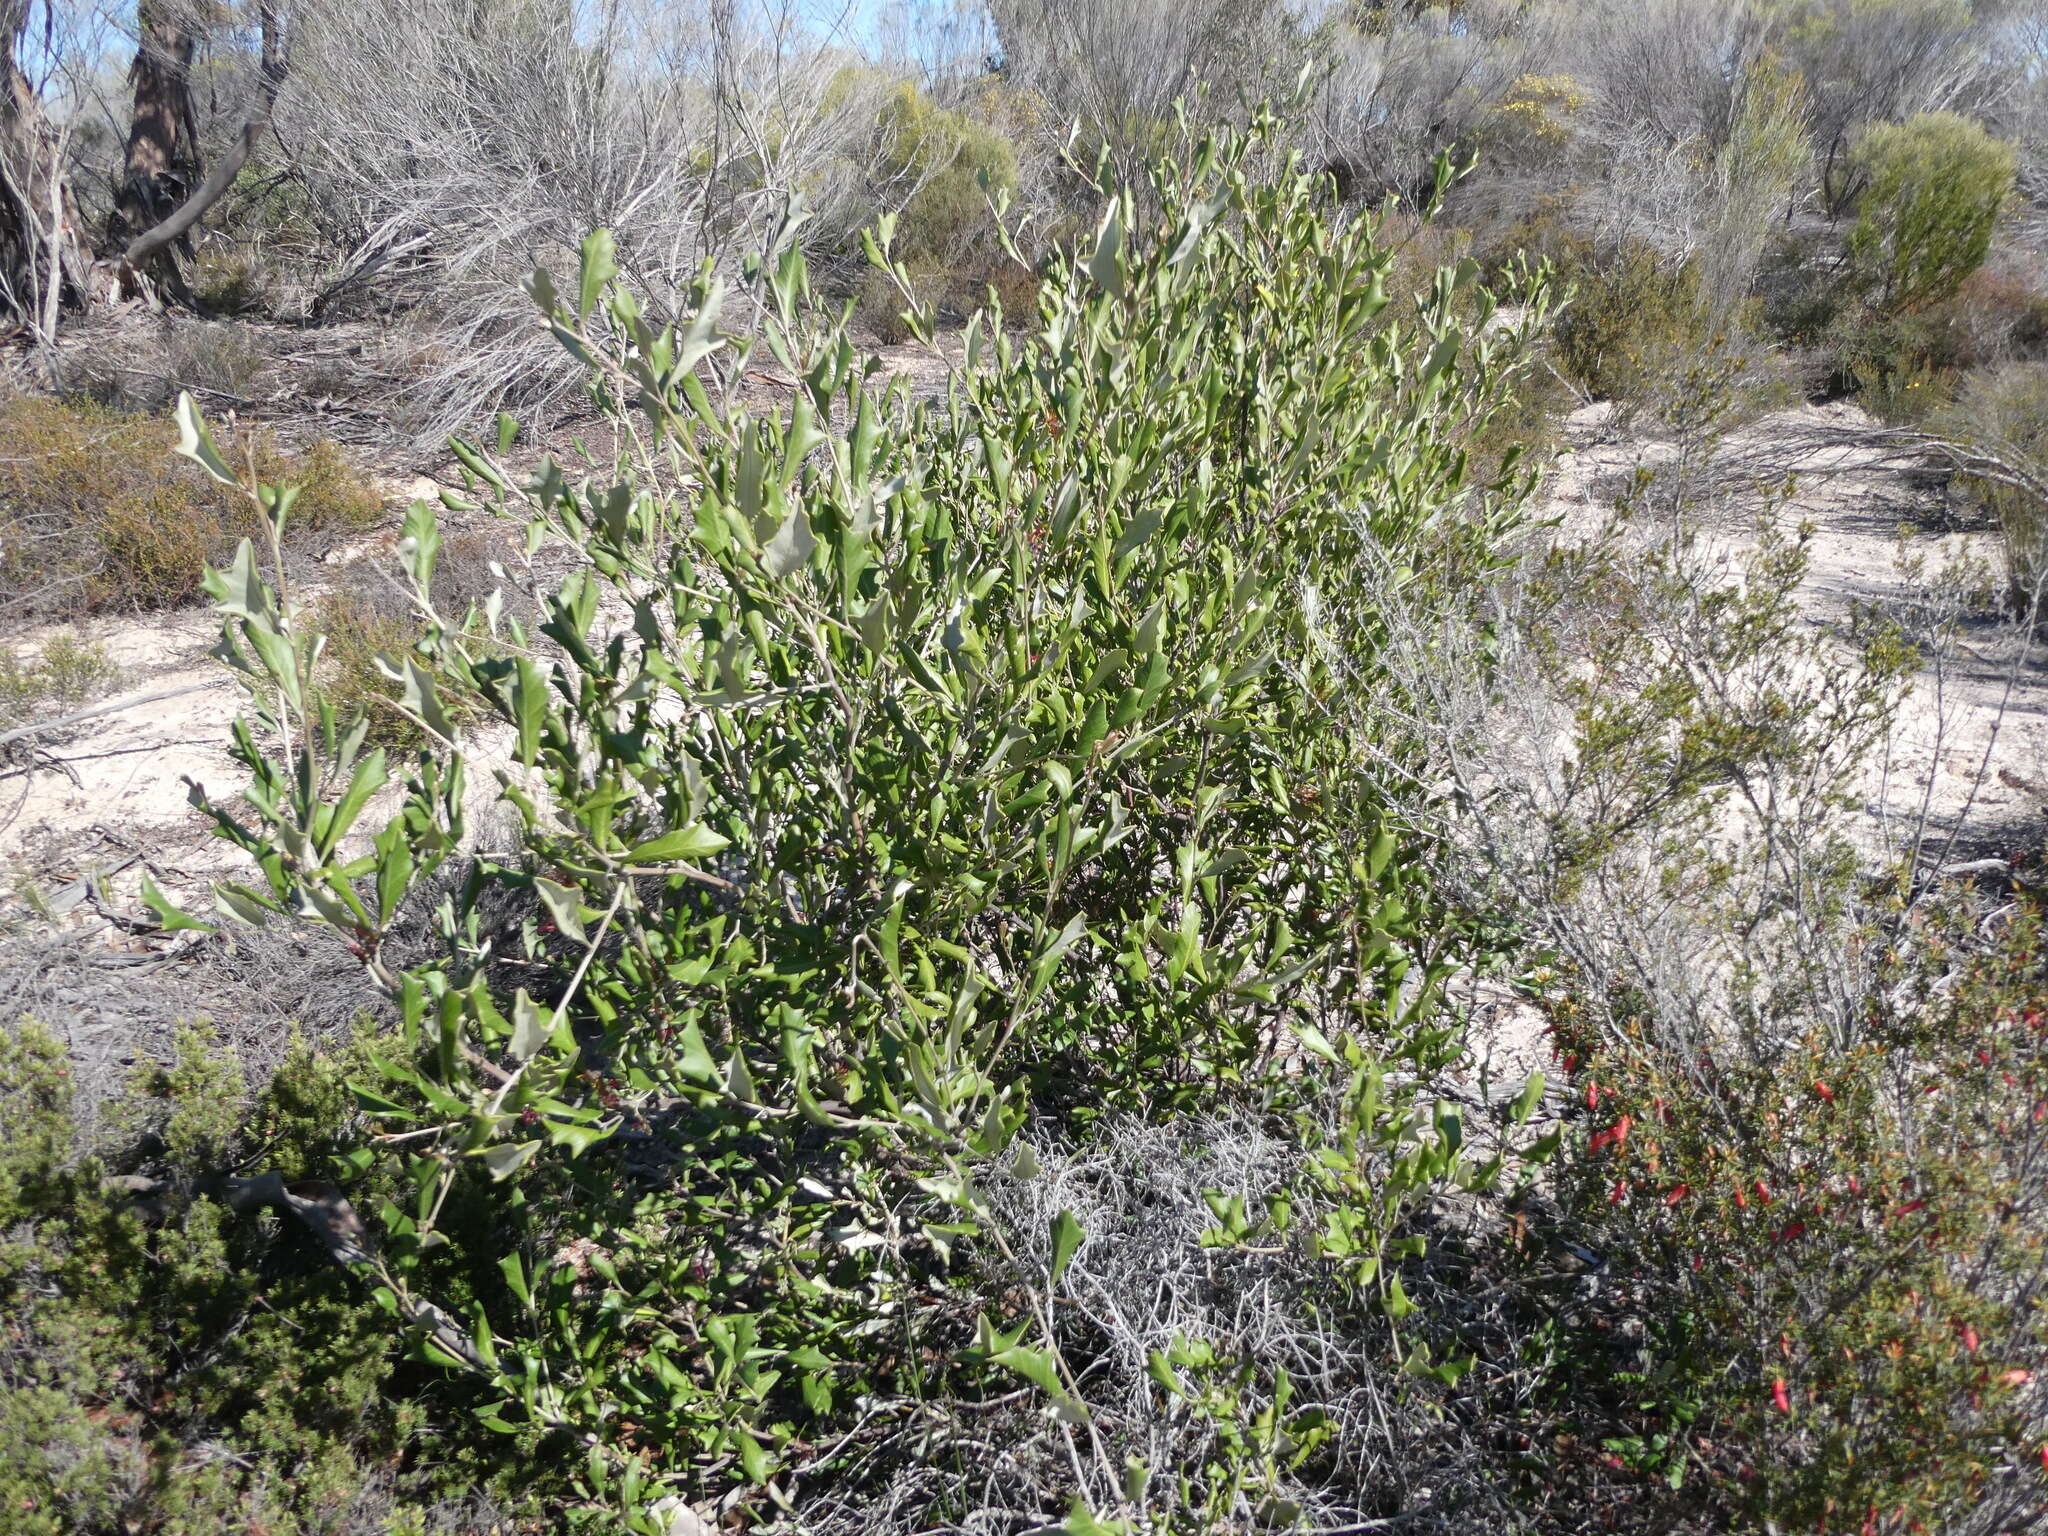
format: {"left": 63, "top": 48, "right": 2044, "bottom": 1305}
{"left": 1847, "top": 110, "right": 2016, "bottom": 314}
{"left": 169, "top": 115, "right": 1555, "bottom": 1527}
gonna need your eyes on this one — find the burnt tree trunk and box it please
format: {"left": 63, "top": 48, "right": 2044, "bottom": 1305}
{"left": 0, "top": 0, "right": 91, "bottom": 332}
{"left": 120, "top": 0, "right": 285, "bottom": 289}
{"left": 108, "top": 0, "right": 200, "bottom": 288}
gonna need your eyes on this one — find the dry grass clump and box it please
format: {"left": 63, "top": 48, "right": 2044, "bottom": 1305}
{"left": 57, "top": 322, "right": 277, "bottom": 412}
{"left": 310, "top": 526, "right": 523, "bottom": 749}
{"left": 0, "top": 398, "right": 381, "bottom": 619}
{"left": 1936, "top": 362, "right": 2048, "bottom": 609}
{"left": 0, "top": 635, "right": 121, "bottom": 743}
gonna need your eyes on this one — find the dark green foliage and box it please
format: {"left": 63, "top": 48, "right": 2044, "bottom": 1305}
{"left": 167, "top": 115, "right": 1558, "bottom": 1528}
{"left": 1547, "top": 890, "right": 2048, "bottom": 1530}
{"left": 0, "top": 1021, "right": 555, "bottom": 1535}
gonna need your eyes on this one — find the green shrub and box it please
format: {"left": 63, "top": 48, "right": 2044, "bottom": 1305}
{"left": 0, "top": 1019, "right": 558, "bottom": 1534}
{"left": 876, "top": 81, "right": 1020, "bottom": 264}
{"left": 1828, "top": 267, "right": 2048, "bottom": 425}
{"left": 0, "top": 399, "right": 381, "bottom": 618}
{"left": 1827, "top": 304, "right": 1960, "bottom": 423}
{"left": 1846, "top": 112, "right": 2016, "bottom": 316}
{"left": 1550, "top": 889, "right": 2048, "bottom": 1531}
{"left": 168, "top": 114, "right": 1558, "bottom": 1528}
{"left": 1553, "top": 241, "right": 1787, "bottom": 433}
{"left": 0, "top": 635, "right": 121, "bottom": 742}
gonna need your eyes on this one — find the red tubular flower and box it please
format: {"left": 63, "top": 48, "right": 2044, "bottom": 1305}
{"left": 1589, "top": 1115, "right": 1633, "bottom": 1154}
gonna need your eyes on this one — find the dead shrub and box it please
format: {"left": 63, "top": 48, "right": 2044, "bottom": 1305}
{"left": 1935, "top": 362, "right": 2048, "bottom": 608}
{"left": 160, "top": 322, "right": 273, "bottom": 401}
{"left": 56, "top": 322, "right": 274, "bottom": 412}
{"left": 947, "top": 255, "right": 1043, "bottom": 327}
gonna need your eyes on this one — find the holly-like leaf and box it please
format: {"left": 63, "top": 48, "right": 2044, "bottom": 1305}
{"left": 532, "top": 876, "right": 588, "bottom": 943}
{"left": 174, "top": 392, "right": 236, "bottom": 486}
{"left": 1050, "top": 1208, "right": 1084, "bottom": 1288}
{"left": 479, "top": 1141, "right": 539, "bottom": 1181}
{"left": 508, "top": 989, "right": 551, "bottom": 1062}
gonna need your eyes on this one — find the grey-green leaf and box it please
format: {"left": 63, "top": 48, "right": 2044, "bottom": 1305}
{"left": 174, "top": 392, "right": 237, "bottom": 486}
{"left": 762, "top": 506, "right": 817, "bottom": 578}
{"left": 1050, "top": 1208, "right": 1083, "bottom": 1288}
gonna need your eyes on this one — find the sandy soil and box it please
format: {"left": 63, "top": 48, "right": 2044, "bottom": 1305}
{"left": 1541, "top": 398, "right": 2048, "bottom": 865}
{"left": 2, "top": 611, "right": 245, "bottom": 900}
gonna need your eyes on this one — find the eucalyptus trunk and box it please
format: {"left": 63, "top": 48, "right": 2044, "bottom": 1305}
{"left": 0, "top": 0, "right": 91, "bottom": 332}
{"left": 109, "top": 0, "right": 201, "bottom": 297}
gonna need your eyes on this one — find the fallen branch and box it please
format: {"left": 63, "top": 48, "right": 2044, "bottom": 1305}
{"left": 0, "top": 680, "right": 219, "bottom": 750}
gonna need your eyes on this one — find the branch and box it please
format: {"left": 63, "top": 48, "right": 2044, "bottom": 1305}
{"left": 0, "top": 680, "right": 217, "bottom": 750}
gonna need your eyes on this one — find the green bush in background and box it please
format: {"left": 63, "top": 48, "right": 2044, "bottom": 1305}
{"left": 1551, "top": 240, "right": 1786, "bottom": 434}
{"left": 874, "top": 82, "right": 1021, "bottom": 264}
{"left": 1847, "top": 111, "right": 2016, "bottom": 317}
